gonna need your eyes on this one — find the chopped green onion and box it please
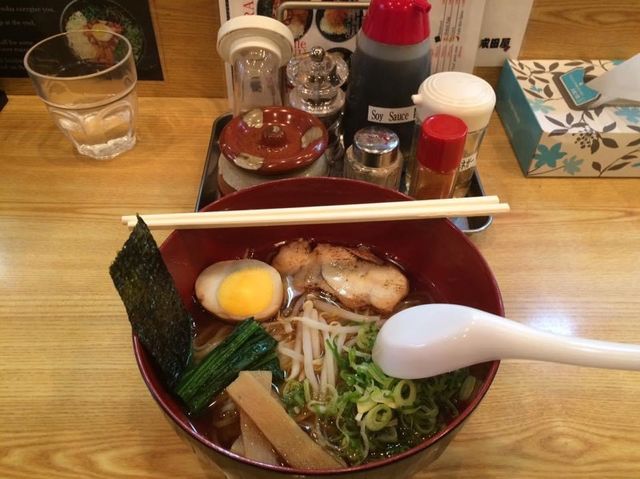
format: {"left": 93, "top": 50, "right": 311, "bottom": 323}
{"left": 355, "top": 323, "right": 378, "bottom": 352}
{"left": 369, "top": 387, "right": 396, "bottom": 409}
{"left": 364, "top": 404, "right": 392, "bottom": 431}
{"left": 459, "top": 375, "right": 477, "bottom": 402}
{"left": 281, "top": 320, "right": 474, "bottom": 466}
{"left": 303, "top": 378, "right": 312, "bottom": 403}
{"left": 393, "top": 379, "right": 417, "bottom": 407}
{"left": 282, "top": 379, "right": 305, "bottom": 414}
{"left": 363, "top": 362, "right": 394, "bottom": 389}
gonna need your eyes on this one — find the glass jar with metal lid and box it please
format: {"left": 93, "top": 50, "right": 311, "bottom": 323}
{"left": 343, "top": 126, "right": 403, "bottom": 190}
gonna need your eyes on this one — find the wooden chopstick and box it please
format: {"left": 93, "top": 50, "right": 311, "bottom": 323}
{"left": 121, "top": 195, "right": 500, "bottom": 225}
{"left": 122, "top": 196, "right": 509, "bottom": 230}
{"left": 121, "top": 196, "right": 500, "bottom": 224}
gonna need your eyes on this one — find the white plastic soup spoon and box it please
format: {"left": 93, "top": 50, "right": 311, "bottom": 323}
{"left": 372, "top": 304, "right": 640, "bottom": 379}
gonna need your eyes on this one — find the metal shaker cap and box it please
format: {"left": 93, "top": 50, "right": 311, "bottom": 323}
{"left": 353, "top": 126, "right": 400, "bottom": 167}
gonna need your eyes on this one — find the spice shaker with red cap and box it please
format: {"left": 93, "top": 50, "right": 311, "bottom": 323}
{"left": 409, "top": 114, "right": 468, "bottom": 200}
{"left": 343, "top": 0, "right": 431, "bottom": 162}
{"left": 411, "top": 72, "right": 495, "bottom": 197}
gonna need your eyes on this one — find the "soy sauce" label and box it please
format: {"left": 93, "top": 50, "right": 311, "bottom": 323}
{"left": 367, "top": 105, "right": 416, "bottom": 124}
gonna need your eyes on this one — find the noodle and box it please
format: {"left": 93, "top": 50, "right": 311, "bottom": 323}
{"left": 193, "top": 325, "right": 233, "bottom": 363}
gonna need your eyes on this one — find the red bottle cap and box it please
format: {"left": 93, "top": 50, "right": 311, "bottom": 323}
{"left": 417, "top": 114, "right": 468, "bottom": 174}
{"left": 362, "top": 0, "right": 431, "bottom": 45}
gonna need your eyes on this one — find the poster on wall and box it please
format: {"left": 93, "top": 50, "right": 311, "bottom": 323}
{"left": 0, "top": 0, "right": 163, "bottom": 80}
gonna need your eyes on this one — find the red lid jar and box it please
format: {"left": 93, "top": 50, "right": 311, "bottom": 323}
{"left": 409, "top": 114, "right": 467, "bottom": 200}
{"left": 417, "top": 114, "right": 467, "bottom": 174}
{"left": 218, "top": 107, "right": 329, "bottom": 195}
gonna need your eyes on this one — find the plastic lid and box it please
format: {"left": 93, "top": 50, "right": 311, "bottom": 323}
{"left": 362, "top": 0, "right": 431, "bottom": 45}
{"left": 217, "top": 16, "right": 294, "bottom": 67}
{"left": 412, "top": 72, "right": 496, "bottom": 131}
{"left": 417, "top": 114, "right": 467, "bottom": 173}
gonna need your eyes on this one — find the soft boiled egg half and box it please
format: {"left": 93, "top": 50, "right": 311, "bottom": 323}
{"left": 195, "top": 259, "right": 284, "bottom": 321}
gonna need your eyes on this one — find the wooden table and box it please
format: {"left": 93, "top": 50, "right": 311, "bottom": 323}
{"left": 1, "top": 95, "right": 639, "bottom": 479}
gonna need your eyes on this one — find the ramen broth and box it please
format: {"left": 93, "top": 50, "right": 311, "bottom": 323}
{"left": 185, "top": 239, "right": 468, "bottom": 466}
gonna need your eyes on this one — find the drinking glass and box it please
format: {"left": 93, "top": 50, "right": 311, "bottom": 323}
{"left": 24, "top": 30, "right": 138, "bottom": 160}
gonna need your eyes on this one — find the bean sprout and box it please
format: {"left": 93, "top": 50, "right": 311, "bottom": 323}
{"left": 312, "top": 299, "right": 381, "bottom": 323}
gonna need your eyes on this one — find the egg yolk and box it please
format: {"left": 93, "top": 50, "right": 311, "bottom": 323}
{"left": 216, "top": 268, "right": 275, "bottom": 318}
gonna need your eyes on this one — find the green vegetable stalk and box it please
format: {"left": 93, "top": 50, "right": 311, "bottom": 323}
{"left": 176, "top": 318, "right": 281, "bottom": 414}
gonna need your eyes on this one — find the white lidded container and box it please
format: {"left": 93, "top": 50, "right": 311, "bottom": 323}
{"left": 410, "top": 72, "right": 496, "bottom": 197}
{"left": 217, "top": 16, "right": 294, "bottom": 116}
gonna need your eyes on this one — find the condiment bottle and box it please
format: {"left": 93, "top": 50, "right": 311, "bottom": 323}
{"left": 343, "top": 126, "right": 403, "bottom": 189}
{"left": 342, "top": 0, "right": 431, "bottom": 161}
{"left": 217, "top": 16, "right": 294, "bottom": 116}
{"left": 409, "top": 114, "right": 467, "bottom": 200}
{"left": 287, "top": 47, "right": 349, "bottom": 175}
{"left": 411, "top": 72, "right": 495, "bottom": 197}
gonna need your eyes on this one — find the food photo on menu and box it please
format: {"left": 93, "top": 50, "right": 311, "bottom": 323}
{"left": 0, "top": 0, "right": 163, "bottom": 79}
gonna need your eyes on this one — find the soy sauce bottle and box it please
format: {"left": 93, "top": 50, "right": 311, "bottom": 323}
{"left": 343, "top": 0, "right": 431, "bottom": 171}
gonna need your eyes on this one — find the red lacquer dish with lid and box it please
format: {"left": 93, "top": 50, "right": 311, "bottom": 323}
{"left": 218, "top": 107, "right": 329, "bottom": 195}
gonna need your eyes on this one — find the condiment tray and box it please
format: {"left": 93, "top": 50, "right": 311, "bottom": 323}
{"left": 195, "top": 113, "right": 493, "bottom": 235}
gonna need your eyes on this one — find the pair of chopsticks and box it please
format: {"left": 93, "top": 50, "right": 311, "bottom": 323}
{"left": 121, "top": 196, "right": 509, "bottom": 230}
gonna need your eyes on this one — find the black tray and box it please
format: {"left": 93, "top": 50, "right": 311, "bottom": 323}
{"left": 195, "top": 113, "right": 493, "bottom": 235}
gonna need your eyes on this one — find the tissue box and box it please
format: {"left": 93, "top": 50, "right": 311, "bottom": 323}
{"left": 497, "top": 59, "right": 640, "bottom": 177}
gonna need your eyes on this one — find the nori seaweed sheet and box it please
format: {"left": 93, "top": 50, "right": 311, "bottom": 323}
{"left": 110, "top": 217, "right": 192, "bottom": 390}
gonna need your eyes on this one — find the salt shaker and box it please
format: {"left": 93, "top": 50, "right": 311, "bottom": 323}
{"left": 411, "top": 72, "right": 495, "bottom": 197}
{"left": 409, "top": 115, "right": 467, "bottom": 200}
{"left": 343, "top": 126, "right": 403, "bottom": 189}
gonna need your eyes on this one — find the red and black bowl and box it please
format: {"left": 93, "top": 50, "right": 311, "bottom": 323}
{"left": 133, "top": 177, "right": 502, "bottom": 479}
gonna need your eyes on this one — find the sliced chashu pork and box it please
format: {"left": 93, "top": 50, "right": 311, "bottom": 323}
{"left": 271, "top": 239, "right": 409, "bottom": 313}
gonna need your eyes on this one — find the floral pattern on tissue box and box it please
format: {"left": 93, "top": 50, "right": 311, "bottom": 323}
{"left": 505, "top": 59, "right": 640, "bottom": 177}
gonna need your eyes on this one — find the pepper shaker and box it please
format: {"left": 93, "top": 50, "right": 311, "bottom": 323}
{"left": 287, "top": 47, "right": 348, "bottom": 175}
{"left": 409, "top": 114, "right": 467, "bottom": 200}
{"left": 343, "top": 126, "right": 403, "bottom": 190}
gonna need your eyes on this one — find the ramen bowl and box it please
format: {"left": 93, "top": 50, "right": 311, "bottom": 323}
{"left": 133, "top": 177, "right": 502, "bottom": 479}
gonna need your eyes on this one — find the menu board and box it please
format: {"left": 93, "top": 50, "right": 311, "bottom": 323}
{"left": 0, "top": 0, "right": 163, "bottom": 80}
